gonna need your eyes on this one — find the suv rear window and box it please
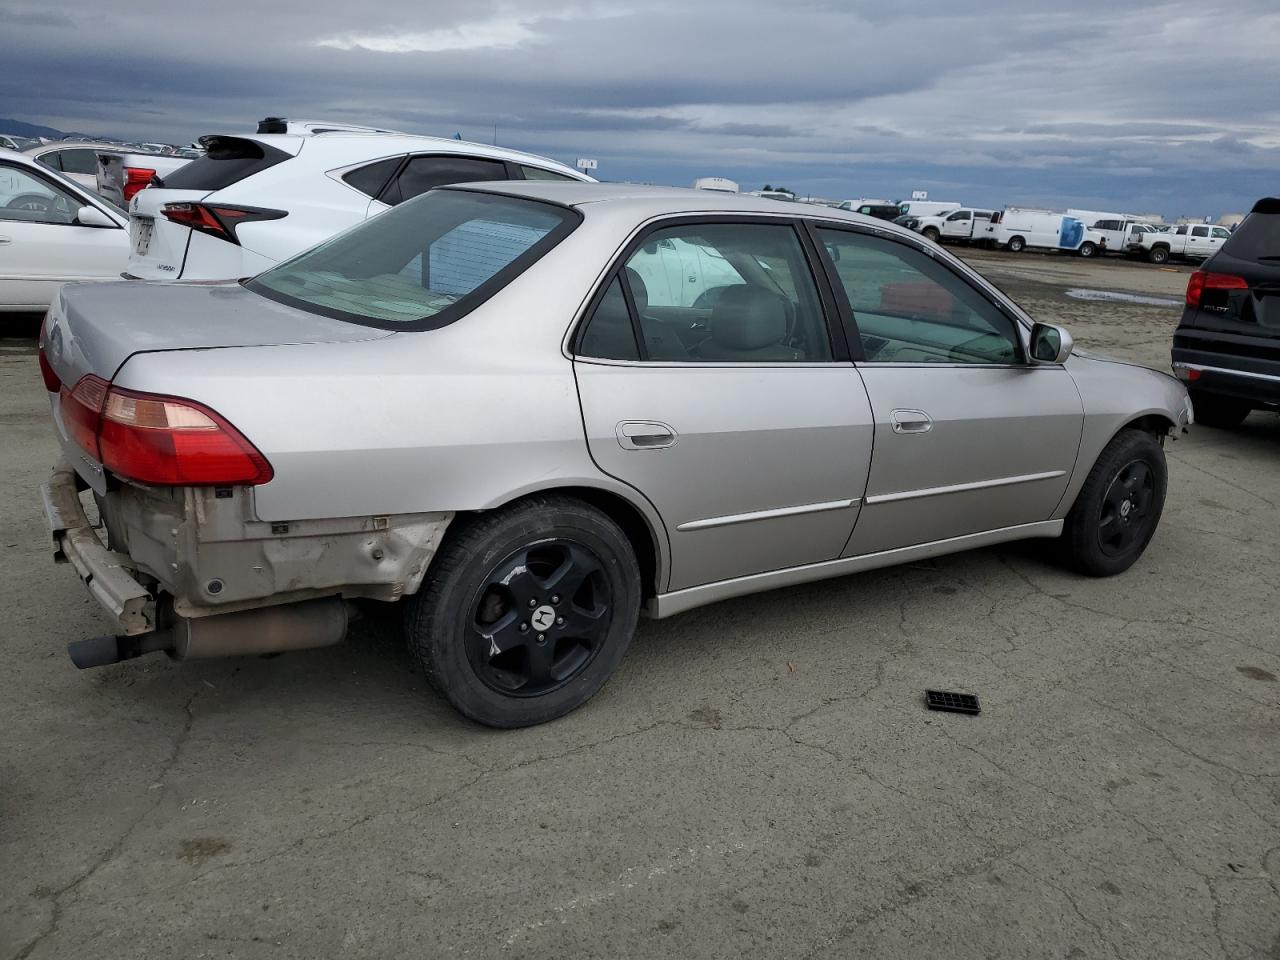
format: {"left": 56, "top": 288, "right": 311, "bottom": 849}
{"left": 246, "top": 189, "right": 579, "bottom": 330}
{"left": 1221, "top": 205, "right": 1280, "bottom": 262}
{"left": 159, "top": 136, "right": 290, "bottom": 191}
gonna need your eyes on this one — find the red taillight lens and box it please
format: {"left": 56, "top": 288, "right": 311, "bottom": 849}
{"left": 59, "top": 375, "right": 109, "bottom": 457}
{"left": 38, "top": 347, "right": 61, "bottom": 392}
{"left": 97, "top": 388, "right": 273, "bottom": 486}
{"left": 1186, "top": 271, "right": 1248, "bottom": 308}
{"left": 122, "top": 167, "right": 156, "bottom": 203}
{"left": 162, "top": 202, "right": 231, "bottom": 240}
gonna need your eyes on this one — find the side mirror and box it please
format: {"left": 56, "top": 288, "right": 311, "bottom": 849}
{"left": 76, "top": 205, "right": 116, "bottom": 228}
{"left": 1029, "top": 322, "right": 1073, "bottom": 364}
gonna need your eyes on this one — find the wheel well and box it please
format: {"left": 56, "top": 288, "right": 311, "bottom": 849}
{"left": 1122, "top": 413, "right": 1176, "bottom": 439}
{"left": 459, "top": 488, "right": 662, "bottom": 600}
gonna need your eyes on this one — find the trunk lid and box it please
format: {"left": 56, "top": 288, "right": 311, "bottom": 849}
{"left": 126, "top": 186, "right": 210, "bottom": 279}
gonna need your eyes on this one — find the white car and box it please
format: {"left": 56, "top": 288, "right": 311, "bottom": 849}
{"left": 24, "top": 141, "right": 128, "bottom": 190}
{"left": 127, "top": 130, "right": 592, "bottom": 281}
{"left": 0, "top": 148, "right": 128, "bottom": 312}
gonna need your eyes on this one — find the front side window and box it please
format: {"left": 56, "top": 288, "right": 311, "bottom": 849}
{"left": 1211, "top": 227, "right": 1231, "bottom": 239}
{"left": 948, "top": 210, "right": 972, "bottom": 221}
{"left": 247, "top": 189, "right": 577, "bottom": 329}
{"left": 817, "top": 227, "right": 1021, "bottom": 365}
{"left": 381, "top": 155, "right": 510, "bottom": 205}
{"left": 0, "top": 166, "right": 81, "bottom": 224}
{"left": 616, "top": 222, "right": 832, "bottom": 363}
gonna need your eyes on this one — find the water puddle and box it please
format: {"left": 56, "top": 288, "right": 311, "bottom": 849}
{"left": 1065, "top": 288, "right": 1181, "bottom": 308}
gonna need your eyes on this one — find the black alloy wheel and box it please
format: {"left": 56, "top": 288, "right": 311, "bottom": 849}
{"left": 467, "top": 540, "right": 612, "bottom": 697}
{"left": 1096, "top": 459, "right": 1156, "bottom": 558}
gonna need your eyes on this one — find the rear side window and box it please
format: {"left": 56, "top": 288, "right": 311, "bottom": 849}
{"left": 578, "top": 276, "right": 640, "bottom": 360}
{"left": 380, "top": 155, "right": 509, "bottom": 206}
{"left": 247, "top": 189, "right": 578, "bottom": 330}
{"left": 342, "top": 156, "right": 403, "bottom": 198}
{"left": 1221, "top": 210, "right": 1280, "bottom": 261}
{"left": 1191, "top": 226, "right": 1209, "bottom": 238}
{"left": 519, "top": 165, "right": 578, "bottom": 182}
{"left": 159, "top": 136, "right": 290, "bottom": 191}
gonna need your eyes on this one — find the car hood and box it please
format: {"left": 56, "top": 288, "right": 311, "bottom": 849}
{"left": 45, "top": 279, "right": 391, "bottom": 385}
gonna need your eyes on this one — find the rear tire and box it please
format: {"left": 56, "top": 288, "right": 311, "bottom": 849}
{"left": 1189, "top": 390, "right": 1250, "bottom": 429}
{"left": 404, "top": 496, "right": 641, "bottom": 727}
{"left": 1007, "top": 236, "right": 1026, "bottom": 253}
{"left": 1062, "top": 429, "right": 1167, "bottom": 577}
{"left": 1149, "top": 246, "right": 1170, "bottom": 264}
{"left": 1079, "top": 242, "right": 1097, "bottom": 258}
{"left": 923, "top": 227, "right": 940, "bottom": 243}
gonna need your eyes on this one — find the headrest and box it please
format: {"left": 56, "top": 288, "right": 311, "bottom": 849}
{"left": 709, "top": 285, "right": 788, "bottom": 350}
{"left": 625, "top": 266, "right": 648, "bottom": 314}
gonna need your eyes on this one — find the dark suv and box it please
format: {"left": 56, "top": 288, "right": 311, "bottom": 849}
{"left": 1171, "top": 198, "right": 1280, "bottom": 427}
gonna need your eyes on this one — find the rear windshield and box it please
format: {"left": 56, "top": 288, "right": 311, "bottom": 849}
{"left": 1221, "top": 206, "right": 1280, "bottom": 262}
{"left": 159, "top": 136, "right": 289, "bottom": 191}
{"left": 246, "top": 189, "right": 579, "bottom": 330}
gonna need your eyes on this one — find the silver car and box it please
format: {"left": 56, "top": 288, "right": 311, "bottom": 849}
{"left": 40, "top": 182, "right": 1193, "bottom": 727}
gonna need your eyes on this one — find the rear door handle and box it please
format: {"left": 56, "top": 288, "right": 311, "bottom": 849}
{"left": 0, "top": 237, "right": 11, "bottom": 245}
{"left": 616, "top": 420, "right": 678, "bottom": 450}
{"left": 890, "top": 409, "right": 933, "bottom": 434}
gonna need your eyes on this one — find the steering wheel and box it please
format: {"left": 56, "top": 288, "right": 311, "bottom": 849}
{"left": 7, "top": 193, "right": 57, "bottom": 212}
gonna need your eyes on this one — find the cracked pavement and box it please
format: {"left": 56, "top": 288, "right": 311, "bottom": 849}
{"left": 2, "top": 254, "right": 1278, "bottom": 959}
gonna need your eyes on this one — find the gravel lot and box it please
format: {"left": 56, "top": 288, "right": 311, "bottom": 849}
{"left": 2, "top": 251, "right": 1277, "bottom": 959}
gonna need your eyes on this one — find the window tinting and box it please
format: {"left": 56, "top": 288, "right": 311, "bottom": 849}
{"left": 578, "top": 276, "right": 640, "bottom": 360}
{"left": 247, "top": 190, "right": 576, "bottom": 329}
{"left": 161, "top": 136, "right": 290, "bottom": 190}
{"left": 1176, "top": 226, "right": 1188, "bottom": 236}
{"left": 1191, "top": 226, "right": 1209, "bottom": 238}
{"left": 622, "top": 222, "right": 831, "bottom": 363}
{"left": 35, "top": 152, "right": 61, "bottom": 171}
{"left": 59, "top": 149, "right": 97, "bottom": 175}
{"left": 949, "top": 210, "right": 971, "bottom": 221}
{"left": 818, "top": 227, "right": 1021, "bottom": 365}
{"left": 519, "top": 165, "right": 579, "bottom": 182}
{"left": 342, "top": 156, "right": 403, "bottom": 198}
{"left": 381, "top": 155, "right": 509, "bottom": 205}
{"left": 1221, "top": 212, "right": 1280, "bottom": 261}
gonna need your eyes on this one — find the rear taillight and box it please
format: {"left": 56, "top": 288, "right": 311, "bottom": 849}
{"left": 122, "top": 167, "right": 156, "bottom": 203}
{"left": 1186, "top": 270, "right": 1248, "bottom": 308}
{"left": 161, "top": 203, "right": 286, "bottom": 244}
{"left": 58, "top": 378, "right": 272, "bottom": 486}
{"left": 38, "top": 347, "right": 61, "bottom": 392}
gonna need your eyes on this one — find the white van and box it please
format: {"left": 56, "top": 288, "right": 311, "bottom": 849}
{"left": 899, "top": 200, "right": 961, "bottom": 219}
{"left": 989, "top": 209, "right": 1090, "bottom": 254}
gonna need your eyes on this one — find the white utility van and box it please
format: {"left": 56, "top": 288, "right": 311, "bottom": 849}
{"left": 989, "top": 209, "right": 1091, "bottom": 254}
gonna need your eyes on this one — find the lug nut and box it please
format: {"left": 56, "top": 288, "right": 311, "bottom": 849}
{"left": 528, "top": 598, "right": 538, "bottom": 608}
{"left": 519, "top": 623, "right": 529, "bottom": 633}
{"left": 556, "top": 616, "right": 565, "bottom": 626}
{"left": 536, "top": 634, "right": 546, "bottom": 644}
{"left": 551, "top": 594, "right": 561, "bottom": 604}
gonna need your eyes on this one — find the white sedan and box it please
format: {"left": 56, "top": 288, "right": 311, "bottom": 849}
{"left": 0, "top": 147, "right": 128, "bottom": 313}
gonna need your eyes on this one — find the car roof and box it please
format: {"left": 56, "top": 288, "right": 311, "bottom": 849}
{"left": 237, "top": 132, "right": 584, "bottom": 175}
{"left": 444, "top": 180, "right": 906, "bottom": 232}
{"left": 23, "top": 140, "right": 132, "bottom": 154}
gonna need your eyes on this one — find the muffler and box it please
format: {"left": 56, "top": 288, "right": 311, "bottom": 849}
{"left": 67, "top": 597, "right": 350, "bottom": 668}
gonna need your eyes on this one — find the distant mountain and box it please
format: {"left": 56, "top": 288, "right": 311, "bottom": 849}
{"left": 0, "top": 118, "right": 113, "bottom": 141}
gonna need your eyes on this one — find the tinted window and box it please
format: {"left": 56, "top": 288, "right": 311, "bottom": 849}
{"left": 1191, "top": 226, "right": 1209, "bottom": 238}
{"left": 1176, "top": 226, "right": 1188, "bottom": 236}
{"left": 818, "top": 228, "right": 1020, "bottom": 365}
{"left": 948, "top": 210, "right": 971, "bottom": 221}
{"left": 578, "top": 276, "right": 640, "bottom": 360}
{"left": 161, "top": 136, "right": 290, "bottom": 191}
{"left": 381, "top": 155, "right": 509, "bottom": 205}
{"left": 1211, "top": 227, "right": 1231, "bottom": 239}
{"left": 1221, "top": 212, "right": 1280, "bottom": 261}
{"left": 36, "top": 152, "right": 61, "bottom": 171}
{"left": 975, "top": 211, "right": 992, "bottom": 220}
{"left": 622, "top": 222, "right": 831, "bottom": 363}
{"left": 248, "top": 190, "right": 575, "bottom": 330}
{"left": 519, "top": 165, "right": 578, "bottom": 182}
{"left": 59, "top": 149, "right": 97, "bottom": 175}
{"left": 342, "top": 156, "right": 403, "bottom": 198}
{"left": 0, "top": 166, "right": 80, "bottom": 224}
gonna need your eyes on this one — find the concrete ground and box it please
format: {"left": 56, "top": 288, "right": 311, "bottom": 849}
{"left": 2, "top": 252, "right": 1278, "bottom": 959}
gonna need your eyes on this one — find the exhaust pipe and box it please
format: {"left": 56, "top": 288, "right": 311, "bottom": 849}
{"left": 67, "top": 597, "right": 350, "bottom": 668}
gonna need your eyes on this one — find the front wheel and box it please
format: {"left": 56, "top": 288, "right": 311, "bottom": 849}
{"left": 1007, "top": 236, "right": 1026, "bottom": 253}
{"left": 404, "top": 496, "right": 642, "bottom": 727}
{"left": 1079, "top": 242, "right": 1096, "bottom": 258}
{"left": 1062, "top": 429, "right": 1167, "bottom": 577}
{"left": 922, "top": 227, "right": 940, "bottom": 243}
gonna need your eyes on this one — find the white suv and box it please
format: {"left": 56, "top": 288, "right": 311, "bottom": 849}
{"left": 126, "top": 131, "right": 591, "bottom": 281}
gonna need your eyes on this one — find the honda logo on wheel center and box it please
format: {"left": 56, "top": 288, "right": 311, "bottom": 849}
{"left": 531, "top": 605, "right": 555, "bottom": 631}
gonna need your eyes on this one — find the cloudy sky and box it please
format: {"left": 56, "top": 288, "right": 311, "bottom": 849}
{"left": 2, "top": 0, "right": 1277, "bottom": 217}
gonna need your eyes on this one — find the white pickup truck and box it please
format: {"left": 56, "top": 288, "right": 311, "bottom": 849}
{"left": 1128, "top": 223, "right": 1233, "bottom": 264}
{"left": 913, "top": 207, "right": 996, "bottom": 244}
{"left": 1083, "top": 218, "right": 1158, "bottom": 257}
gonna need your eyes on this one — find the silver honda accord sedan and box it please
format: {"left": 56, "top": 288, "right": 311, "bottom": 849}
{"left": 39, "top": 182, "right": 1192, "bottom": 726}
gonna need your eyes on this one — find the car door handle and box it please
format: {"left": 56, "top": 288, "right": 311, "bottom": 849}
{"left": 616, "top": 420, "right": 678, "bottom": 450}
{"left": 0, "top": 237, "right": 11, "bottom": 245}
{"left": 890, "top": 409, "right": 933, "bottom": 434}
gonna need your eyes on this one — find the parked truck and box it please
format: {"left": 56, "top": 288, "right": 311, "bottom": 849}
{"left": 913, "top": 207, "right": 996, "bottom": 244}
{"left": 1129, "top": 222, "right": 1233, "bottom": 264}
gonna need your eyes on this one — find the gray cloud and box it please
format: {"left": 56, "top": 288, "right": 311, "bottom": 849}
{"left": 1, "top": 0, "right": 1277, "bottom": 215}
